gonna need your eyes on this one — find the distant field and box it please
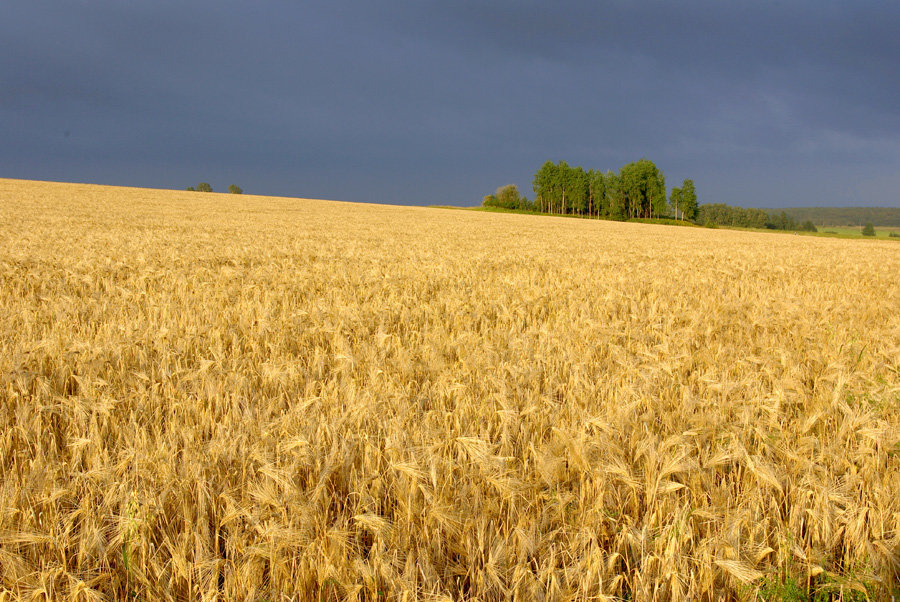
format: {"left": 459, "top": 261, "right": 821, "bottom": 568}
{"left": 817, "top": 225, "right": 900, "bottom": 239}
{"left": 1, "top": 179, "right": 898, "bottom": 601}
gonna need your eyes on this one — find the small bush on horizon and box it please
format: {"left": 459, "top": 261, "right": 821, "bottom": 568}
{"left": 862, "top": 223, "right": 875, "bottom": 236}
{"left": 228, "top": 184, "right": 243, "bottom": 195}
{"left": 482, "top": 184, "right": 530, "bottom": 211}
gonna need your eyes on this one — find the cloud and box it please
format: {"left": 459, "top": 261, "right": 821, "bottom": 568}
{"left": 2, "top": 1, "right": 899, "bottom": 206}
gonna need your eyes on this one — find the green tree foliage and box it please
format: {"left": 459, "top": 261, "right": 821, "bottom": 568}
{"left": 228, "top": 184, "right": 243, "bottom": 194}
{"left": 770, "top": 211, "right": 799, "bottom": 231}
{"left": 482, "top": 184, "right": 529, "bottom": 210}
{"left": 618, "top": 162, "right": 642, "bottom": 218}
{"left": 680, "top": 179, "right": 697, "bottom": 221}
{"left": 862, "top": 223, "right": 876, "bottom": 236}
{"left": 587, "top": 169, "right": 606, "bottom": 217}
{"left": 186, "top": 186, "right": 195, "bottom": 192}
{"left": 669, "top": 187, "right": 682, "bottom": 220}
{"left": 619, "top": 159, "right": 666, "bottom": 218}
{"left": 604, "top": 171, "right": 625, "bottom": 219}
{"left": 756, "top": 207, "right": 900, "bottom": 227}
{"left": 527, "top": 159, "right": 669, "bottom": 219}
{"left": 531, "top": 160, "right": 587, "bottom": 215}
{"left": 196, "top": 183, "right": 213, "bottom": 193}
{"left": 497, "top": 184, "right": 524, "bottom": 209}
{"left": 490, "top": 159, "right": 692, "bottom": 221}
{"left": 696, "top": 203, "right": 769, "bottom": 228}
{"left": 532, "top": 161, "right": 554, "bottom": 214}
{"left": 552, "top": 160, "right": 571, "bottom": 215}
{"left": 800, "top": 220, "right": 817, "bottom": 232}
{"left": 567, "top": 167, "right": 589, "bottom": 215}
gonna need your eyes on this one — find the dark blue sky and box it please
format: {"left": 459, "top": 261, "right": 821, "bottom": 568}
{"left": 3, "top": 1, "right": 900, "bottom": 207}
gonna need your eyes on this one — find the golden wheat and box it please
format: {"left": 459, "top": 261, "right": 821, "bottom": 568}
{"left": 0, "top": 178, "right": 898, "bottom": 601}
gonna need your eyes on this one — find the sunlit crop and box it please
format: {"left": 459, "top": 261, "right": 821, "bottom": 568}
{"left": 1, "top": 178, "right": 898, "bottom": 601}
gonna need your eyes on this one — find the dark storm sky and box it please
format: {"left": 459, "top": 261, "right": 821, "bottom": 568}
{"left": 3, "top": 1, "right": 900, "bottom": 207}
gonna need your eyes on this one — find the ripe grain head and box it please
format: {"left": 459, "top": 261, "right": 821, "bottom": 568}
{"left": 1, "top": 178, "right": 898, "bottom": 600}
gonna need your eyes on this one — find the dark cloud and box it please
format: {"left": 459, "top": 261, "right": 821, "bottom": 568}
{"left": 2, "top": 1, "right": 899, "bottom": 206}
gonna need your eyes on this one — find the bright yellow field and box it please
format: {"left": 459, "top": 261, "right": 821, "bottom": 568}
{"left": 1, "top": 178, "right": 898, "bottom": 601}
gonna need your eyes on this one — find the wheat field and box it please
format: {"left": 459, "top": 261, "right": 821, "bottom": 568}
{"left": 0, "top": 178, "right": 898, "bottom": 601}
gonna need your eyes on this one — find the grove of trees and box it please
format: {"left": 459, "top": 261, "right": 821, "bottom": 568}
{"left": 526, "top": 159, "right": 692, "bottom": 220}
{"left": 482, "top": 159, "right": 701, "bottom": 222}
{"left": 481, "top": 161, "right": 872, "bottom": 235}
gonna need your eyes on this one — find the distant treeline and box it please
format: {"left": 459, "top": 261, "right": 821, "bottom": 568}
{"left": 759, "top": 206, "right": 900, "bottom": 227}
{"left": 696, "top": 204, "right": 817, "bottom": 231}
{"left": 482, "top": 163, "right": 898, "bottom": 231}
{"left": 483, "top": 159, "right": 697, "bottom": 220}
{"left": 697, "top": 204, "right": 900, "bottom": 231}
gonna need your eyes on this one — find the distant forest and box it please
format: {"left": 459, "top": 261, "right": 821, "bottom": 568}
{"left": 697, "top": 204, "right": 900, "bottom": 229}
{"left": 697, "top": 204, "right": 817, "bottom": 231}
{"left": 759, "top": 206, "right": 900, "bottom": 227}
